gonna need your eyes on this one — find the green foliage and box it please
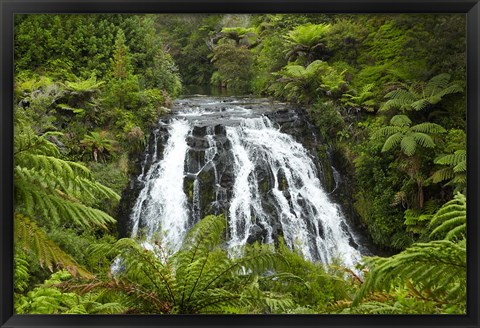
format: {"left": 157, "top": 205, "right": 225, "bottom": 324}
{"left": 219, "top": 27, "right": 258, "bottom": 48}
{"left": 15, "top": 121, "right": 119, "bottom": 229}
{"left": 272, "top": 60, "right": 345, "bottom": 103}
{"left": 211, "top": 43, "right": 253, "bottom": 92}
{"left": 16, "top": 270, "right": 126, "bottom": 314}
{"left": 285, "top": 23, "right": 331, "bottom": 64}
{"left": 341, "top": 83, "right": 376, "bottom": 112}
{"left": 428, "top": 192, "right": 466, "bottom": 241}
{"left": 380, "top": 73, "right": 463, "bottom": 112}
{"left": 431, "top": 150, "right": 466, "bottom": 192}
{"left": 73, "top": 215, "right": 300, "bottom": 314}
{"left": 371, "top": 115, "right": 446, "bottom": 156}
{"left": 80, "top": 131, "right": 118, "bottom": 163}
{"left": 353, "top": 192, "right": 467, "bottom": 313}
{"left": 13, "top": 13, "right": 467, "bottom": 315}
{"left": 353, "top": 240, "right": 466, "bottom": 312}
{"left": 15, "top": 214, "right": 93, "bottom": 278}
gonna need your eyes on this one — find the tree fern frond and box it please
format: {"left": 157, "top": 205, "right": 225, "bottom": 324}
{"left": 15, "top": 153, "right": 92, "bottom": 179}
{"left": 15, "top": 214, "right": 93, "bottom": 278}
{"left": 429, "top": 193, "right": 466, "bottom": 241}
{"left": 410, "top": 98, "right": 431, "bottom": 111}
{"left": 400, "top": 135, "right": 416, "bottom": 156}
{"left": 381, "top": 133, "right": 403, "bottom": 152}
{"left": 435, "top": 150, "right": 466, "bottom": 166}
{"left": 380, "top": 90, "right": 416, "bottom": 112}
{"left": 411, "top": 132, "right": 435, "bottom": 148}
{"left": 453, "top": 160, "right": 466, "bottom": 173}
{"left": 353, "top": 240, "right": 466, "bottom": 306}
{"left": 435, "top": 84, "right": 463, "bottom": 98}
{"left": 410, "top": 122, "right": 446, "bottom": 134}
{"left": 431, "top": 167, "right": 454, "bottom": 184}
{"left": 371, "top": 126, "right": 403, "bottom": 139}
{"left": 390, "top": 115, "right": 412, "bottom": 127}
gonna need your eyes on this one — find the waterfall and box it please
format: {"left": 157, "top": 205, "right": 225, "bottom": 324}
{"left": 126, "top": 96, "right": 362, "bottom": 267}
{"left": 130, "top": 119, "right": 191, "bottom": 252}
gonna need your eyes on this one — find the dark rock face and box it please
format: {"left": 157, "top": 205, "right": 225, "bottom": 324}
{"left": 116, "top": 96, "right": 367, "bottom": 255}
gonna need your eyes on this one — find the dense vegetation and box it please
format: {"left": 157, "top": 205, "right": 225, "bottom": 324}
{"left": 13, "top": 13, "right": 466, "bottom": 314}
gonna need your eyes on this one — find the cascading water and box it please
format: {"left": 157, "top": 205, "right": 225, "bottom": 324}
{"left": 125, "top": 96, "right": 363, "bottom": 266}
{"left": 130, "top": 119, "right": 191, "bottom": 252}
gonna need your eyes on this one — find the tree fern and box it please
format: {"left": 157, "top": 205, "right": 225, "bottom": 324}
{"left": 16, "top": 270, "right": 125, "bottom": 314}
{"left": 353, "top": 240, "right": 466, "bottom": 308}
{"left": 64, "top": 75, "right": 105, "bottom": 94}
{"left": 341, "top": 83, "right": 376, "bottom": 112}
{"left": 380, "top": 73, "right": 463, "bottom": 112}
{"left": 70, "top": 215, "right": 299, "bottom": 314}
{"left": 431, "top": 150, "right": 466, "bottom": 191}
{"left": 15, "top": 214, "right": 93, "bottom": 278}
{"left": 15, "top": 118, "right": 119, "bottom": 229}
{"left": 428, "top": 192, "right": 466, "bottom": 241}
{"left": 371, "top": 115, "right": 445, "bottom": 156}
{"left": 353, "top": 193, "right": 467, "bottom": 312}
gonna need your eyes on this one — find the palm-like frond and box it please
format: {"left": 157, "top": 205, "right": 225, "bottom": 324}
{"left": 14, "top": 120, "right": 119, "bottom": 229}
{"left": 371, "top": 115, "right": 445, "bottom": 156}
{"left": 15, "top": 165, "right": 117, "bottom": 229}
{"left": 410, "top": 122, "right": 446, "bottom": 134}
{"left": 390, "top": 114, "right": 412, "bottom": 127}
{"left": 353, "top": 240, "right": 466, "bottom": 307}
{"left": 341, "top": 83, "right": 376, "bottom": 111}
{"left": 286, "top": 23, "right": 331, "bottom": 47}
{"left": 64, "top": 75, "right": 104, "bottom": 94}
{"left": 399, "top": 135, "right": 417, "bottom": 156}
{"left": 429, "top": 193, "right": 466, "bottom": 241}
{"left": 431, "top": 150, "right": 466, "bottom": 191}
{"left": 15, "top": 214, "right": 93, "bottom": 278}
{"left": 381, "top": 89, "right": 417, "bottom": 112}
{"left": 79, "top": 215, "right": 298, "bottom": 314}
{"left": 380, "top": 73, "right": 463, "bottom": 112}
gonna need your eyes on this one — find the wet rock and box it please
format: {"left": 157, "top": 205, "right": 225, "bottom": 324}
{"left": 247, "top": 224, "right": 265, "bottom": 244}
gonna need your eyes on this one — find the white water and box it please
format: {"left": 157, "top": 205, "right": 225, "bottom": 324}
{"left": 130, "top": 119, "right": 191, "bottom": 253}
{"left": 128, "top": 98, "right": 361, "bottom": 267}
{"left": 226, "top": 117, "right": 360, "bottom": 267}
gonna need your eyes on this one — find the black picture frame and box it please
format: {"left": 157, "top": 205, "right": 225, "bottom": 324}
{"left": 1, "top": 1, "right": 479, "bottom": 327}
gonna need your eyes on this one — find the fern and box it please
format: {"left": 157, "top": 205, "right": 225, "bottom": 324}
{"left": 353, "top": 194, "right": 467, "bottom": 312}
{"left": 71, "top": 215, "right": 300, "bottom": 314}
{"left": 371, "top": 115, "right": 445, "bottom": 156}
{"left": 286, "top": 23, "right": 331, "bottom": 48}
{"left": 431, "top": 150, "right": 466, "bottom": 191}
{"left": 64, "top": 75, "right": 104, "bottom": 94}
{"left": 16, "top": 270, "right": 125, "bottom": 314}
{"left": 353, "top": 240, "right": 466, "bottom": 307}
{"left": 380, "top": 73, "right": 463, "bottom": 112}
{"left": 428, "top": 193, "right": 466, "bottom": 241}
{"left": 15, "top": 119, "right": 119, "bottom": 229}
{"left": 15, "top": 214, "right": 93, "bottom": 278}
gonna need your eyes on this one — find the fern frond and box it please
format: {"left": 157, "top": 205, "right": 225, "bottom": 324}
{"left": 400, "top": 135, "right": 417, "bottom": 156}
{"left": 390, "top": 115, "right": 412, "bottom": 127}
{"left": 15, "top": 214, "right": 93, "bottom": 278}
{"left": 381, "top": 90, "right": 416, "bottom": 112}
{"left": 381, "top": 133, "right": 403, "bottom": 152}
{"left": 411, "top": 132, "right": 435, "bottom": 148}
{"left": 410, "top": 122, "right": 446, "bottom": 134}
{"left": 15, "top": 153, "right": 92, "bottom": 179}
{"left": 429, "top": 193, "right": 466, "bottom": 241}
{"left": 371, "top": 126, "right": 403, "bottom": 139}
{"left": 15, "top": 180, "right": 116, "bottom": 229}
{"left": 354, "top": 240, "right": 466, "bottom": 306}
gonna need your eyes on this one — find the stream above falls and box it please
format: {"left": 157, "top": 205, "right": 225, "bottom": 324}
{"left": 118, "top": 95, "right": 371, "bottom": 268}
